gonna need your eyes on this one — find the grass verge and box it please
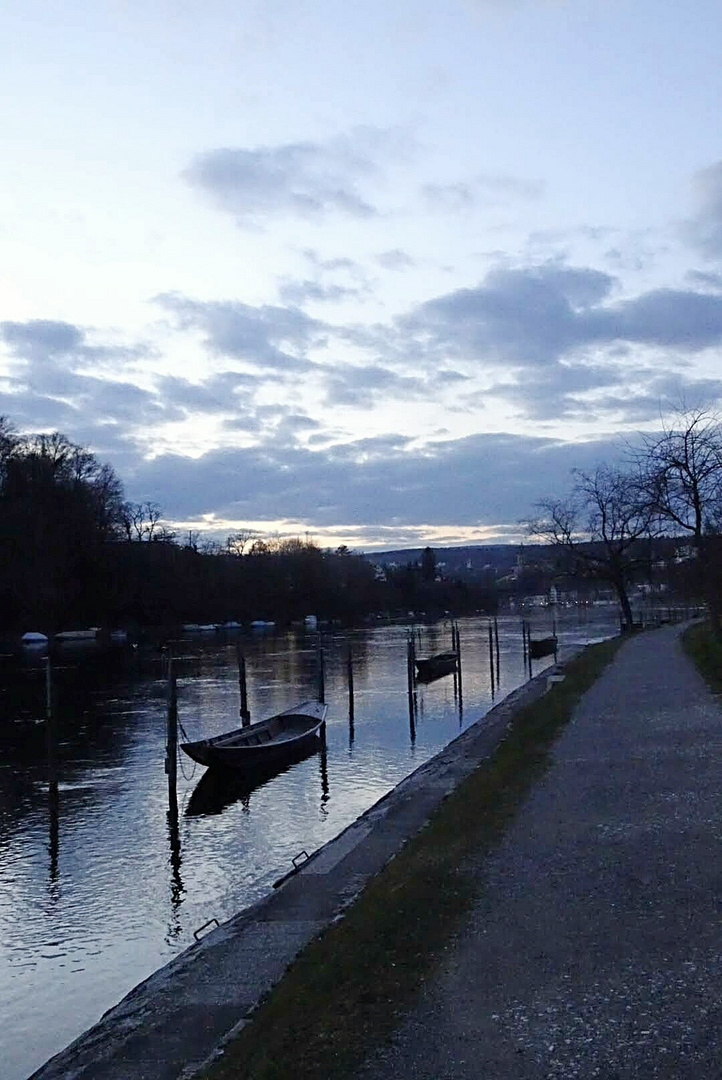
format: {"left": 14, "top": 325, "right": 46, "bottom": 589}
{"left": 682, "top": 621, "right": 722, "bottom": 694}
{"left": 203, "top": 637, "right": 622, "bottom": 1080}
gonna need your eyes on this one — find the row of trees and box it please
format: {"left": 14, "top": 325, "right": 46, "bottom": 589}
{"left": 0, "top": 417, "right": 491, "bottom": 632}
{"left": 2, "top": 406, "right": 720, "bottom": 634}
{"left": 528, "top": 407, "right": 722, "bottom": 633}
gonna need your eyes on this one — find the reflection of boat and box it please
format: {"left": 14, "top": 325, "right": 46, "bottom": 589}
{"left": 415, "top": 651, "right": 457, "bottom": 682}
{"left": 180, "top": 700, "right": 327, "bottom": 770}
{"left": 185, "top": 746, "right": 320, "bottom": 815}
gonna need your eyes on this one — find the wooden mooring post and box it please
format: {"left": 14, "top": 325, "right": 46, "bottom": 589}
{"left": 165, "top": 657, "right": 178, "bottom": 793}
{"left": 406, "top": 633, "right": 417, "bottom": 741}
{"left": 317, "top": 641, "right": 326, "bottom": 705}
{"left": 488, "top": 622, "right": 495, "bottom": 697}
{"left": 236, "top": 644, "right": 251, "bottom": 726}
{"left": 454, "top": 622, "right": 462, "bottom": 683}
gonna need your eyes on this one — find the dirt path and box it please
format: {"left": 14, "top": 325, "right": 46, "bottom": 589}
{"left": 355, "top": 625, "right": 722, "bottom": 1079}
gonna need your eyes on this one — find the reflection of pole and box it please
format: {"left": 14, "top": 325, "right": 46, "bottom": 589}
{"left": 237, "top": 645, "right": 251, "bottom": 726}
{"left": 488, "top": 623, "right": 495, "bottom": 698}
{"left": 317, "top": 642, "right": 325, "bottom": 705}
{"left": 320, "top": 742, "right": 329, "bottom": 808}
{"left": 408, "top": 685, "right": 416, "bottom": 743}
{"left": 455, "top": 625, "right": 462, "bottom": 696}
{"left": 494, "top": 617, "right": 500, "bottom": 682}
{"left": 165, "top": 658, "right": 178, "bottom": 794}
{"left": 45, "top": 656, "right": 59, "bottom": 885}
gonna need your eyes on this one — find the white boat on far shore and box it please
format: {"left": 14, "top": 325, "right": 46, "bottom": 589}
{"left": 55, "top": 628, "right": 101, "bottom": 642}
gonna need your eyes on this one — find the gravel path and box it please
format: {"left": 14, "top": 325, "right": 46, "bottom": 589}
{"left": 355, "top": 624, "right": 722, "bottom": 1079}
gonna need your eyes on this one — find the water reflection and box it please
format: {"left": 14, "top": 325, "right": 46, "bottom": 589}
{"left": 166, "top": 794, "right": 185, "bottom": 944}
{"left": 185, "top": 742, "right": 324, "bottom": 817}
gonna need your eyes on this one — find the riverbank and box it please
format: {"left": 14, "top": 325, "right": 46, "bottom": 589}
{"left": 29, "top": 636, "right": 620, "bottom": 1080}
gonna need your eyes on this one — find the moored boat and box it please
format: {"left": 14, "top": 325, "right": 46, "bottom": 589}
{"left": 529, "top": 635, "right": 557, "bottom": 659}
{"left": 54, "top": 628, "right": 100, "bottom": 642}
{"left": 414, "top": 651, "right": 458, "bottom": 682}
{"left": 180, "top": 700, "right": 327, "bottom": 770}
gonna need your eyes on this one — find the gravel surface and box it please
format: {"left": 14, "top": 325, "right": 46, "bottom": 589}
{"left": 354, "top": 624, "right": 722, "bottom": 1079}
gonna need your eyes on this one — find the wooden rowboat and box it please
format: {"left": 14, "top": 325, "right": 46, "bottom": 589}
{"left": 529, "top": 636, "right": 557, "bottom": 660}
{"left": 180, "top": 700, "right": 328, "bottom": 770}
{"left": 414, "top": 651, "right": 458, "bottom": 682}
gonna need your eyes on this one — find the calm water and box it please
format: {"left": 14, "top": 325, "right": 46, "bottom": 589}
{"left": 0, "top": 610, "right": 618, "bottom": 1079}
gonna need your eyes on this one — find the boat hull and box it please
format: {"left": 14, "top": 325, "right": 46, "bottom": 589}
{"left": 414, "top": 652, "right": 458, "bottom": 682}
{"left": 181, "top": 700, "right": 327, "bottom": 771}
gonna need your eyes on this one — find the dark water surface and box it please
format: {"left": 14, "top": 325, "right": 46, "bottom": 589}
{"left": 0, "top": 610, "right": 617, "bottom": 1079}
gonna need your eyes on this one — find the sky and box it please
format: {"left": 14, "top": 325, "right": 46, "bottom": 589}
{"left": 2, "top": 0, "right": 722, "bottom": 550}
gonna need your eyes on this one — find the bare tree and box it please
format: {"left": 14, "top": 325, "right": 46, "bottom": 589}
{"left": 225, "top": 529, "right": 257, "bottom": 556}
{"left": 640, "top": 406, "right": 722, "bottom": 630}
{"left": 528, "top": 465, "right": 656, "bottom": 626}
{"left": 120, "top": 500, "right": 164, "bottom": 542}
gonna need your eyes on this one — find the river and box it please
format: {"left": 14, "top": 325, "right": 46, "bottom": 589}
{"left": 0, "top": 608, "right": 618, "bottom": 1079}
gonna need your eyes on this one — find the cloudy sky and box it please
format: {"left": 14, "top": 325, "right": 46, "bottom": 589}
{"left": 3, "top": 0, "right": 722, "bottom": 549}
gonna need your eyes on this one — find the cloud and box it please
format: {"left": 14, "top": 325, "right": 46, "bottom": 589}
{"left": 277, "top": 278, "right": 365, "bottom": 306}
{"left": 324, "top": 364, "right": 429, "bottom": 407}
{"left": 0, "top": 319, "right": 142, "bottom": 369}
{"left": 399, "top": 262, "right": 722, "bottom": 370}
{"left": 156, "top": 371, "right": 260, "bottom": 415}
{"left": 301, "top": 250, "right": 363, "bottom": 275}
{"left": 375, "top": 249, "right": 415, "bottom": 271}
{"left": 401, "top": 263, "right": 617, "bottom": 366}
{"left": 422, "top": 181, "right": 477, "bottom": 213}
{"left": 124, "top": 429, "right": 631, "bottom": 535}
{"left": 1, "top": 319, "right": 84, "bottom": 361}
{"left": 183, "top": 128, "right": 397, "bottom": 224}
{"left": 422, "top": 173, "right": 543, "bottom": 213}
{"left": 487, "top": 364, "right": 722, "bottom": 424}
{"left": 686, "top": 269, "right": 722, "bottom": 291}
{"left": 155, "top": 293, "right": 324, "bottom": 373}
{"left": 683, "top": 161, "right": 722, "bottom": 258}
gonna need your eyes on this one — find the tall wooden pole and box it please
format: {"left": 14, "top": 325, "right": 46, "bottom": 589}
{"left": 488, "top": 622, "right": 495, "bottom": 697}
{"left": 407, "top": 634, "right": 417, "bottom": 741}
{"left": 165, "top": 657, "right": 178, "bottom": 794}
{"left": 317, "top": 641, "right": 325, "bottom": 705}
{"left": 237, "top": 644, "right": 251, "bottom": 726}
{"left": 455, "top": 624, "right": 463, "bottom": 703}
